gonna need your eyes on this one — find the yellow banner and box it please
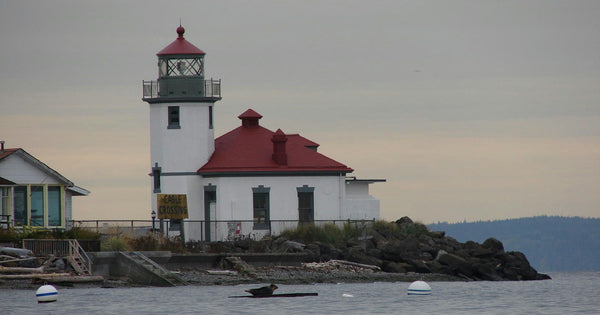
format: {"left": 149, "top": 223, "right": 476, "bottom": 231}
{"left": 157, "top": 194, "right": 188, "bottom": 219}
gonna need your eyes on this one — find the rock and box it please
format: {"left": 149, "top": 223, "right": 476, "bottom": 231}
{"left": 382, "top": 261, "right": 411, "bottom": 273}
{"left": 429, "top": 230, "right": 445, "bottom": 238}
{"left": 304, "top": 243, "right": 321, "bottom": 260}
{"left": 435, "top": 249, "right": 448, "bottom": 260}
{"left": 234, "top": 239, "right": 252, "bottom": 250}
{"left": 482, "top": 238, "right": 505, "bottom": 253}
{"left": 0, "top": 247, "right": 34, "bottom": 258}
{"left": 343, "top": 247, "right": 383, "bottom": 268}
{"left": 407, "top": 259, "right": 431, "bottom": 273}
{"left": 395, "top": 216, "right": 413, "bottom": 226}
{"left": 220, "top": 256, "right": 256, "bottom": 276}
{"left": 437, "top": 252, "right": 474, "bottom": 277}
{"left": 283, "top": 240, "right": 305, "bottom": 253}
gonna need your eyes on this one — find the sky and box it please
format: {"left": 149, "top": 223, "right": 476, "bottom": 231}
{"left": 1, "top": 1, "right": 599, "bottom": 224}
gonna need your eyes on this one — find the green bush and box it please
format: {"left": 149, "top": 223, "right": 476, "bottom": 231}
{"left": 370, "top": 220, "right": 430, "bottom": 238}
{"left": 371, "top": 220, "right": 402, "bottom": 238}
{"left": 128, "top": 234, "right": 159, "bottom": 251}
{"left": 399, "top": 221, "right": 429, "bottom": 237}
{"left": 0, "top": 226, "right": 101, "bottom": 241}
{"left": 101, "top": 236, "right": 131, "bottom": 251}
{"left": 279, "top": 223, "right": 363, "bottom": 247}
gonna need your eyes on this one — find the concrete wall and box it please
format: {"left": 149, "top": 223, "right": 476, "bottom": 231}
{"left": 89, "top": 251, "right": 312, "bottom": 277}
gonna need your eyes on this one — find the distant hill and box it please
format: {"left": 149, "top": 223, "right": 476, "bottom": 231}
{"left": 427, "top": 216, "right": 600, "bottom": 272}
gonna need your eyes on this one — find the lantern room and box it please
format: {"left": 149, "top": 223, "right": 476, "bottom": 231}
{"left": 142, "top": 25, "right": 221, "bottom": 102}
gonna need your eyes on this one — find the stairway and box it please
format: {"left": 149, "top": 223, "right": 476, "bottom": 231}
{"left": 68, "top": 240, "right": 91, "bottom": 275}
{"left": 118, "top": 251, "right": 188, "bottom": 286}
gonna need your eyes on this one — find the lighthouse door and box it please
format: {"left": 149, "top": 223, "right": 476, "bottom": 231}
{"left": 204, "top": 188, "right": 216, "bottom": 241}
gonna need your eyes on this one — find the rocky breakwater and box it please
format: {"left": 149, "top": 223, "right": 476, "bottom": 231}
{"left": 268, "top": 217, "right": 551, "bottom": 281}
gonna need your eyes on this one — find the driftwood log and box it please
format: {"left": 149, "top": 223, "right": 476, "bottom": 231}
{"left": 0, "top": 272, "right": 71, "bottom": 280}
{"left": 33, "top": 275, "right": 105, "bottom": 284}
{"left": 0, "top": 257, "right": 38, "bottom": 265}
{"left": 0, "top": 265, "right": 45, "bottom": 274}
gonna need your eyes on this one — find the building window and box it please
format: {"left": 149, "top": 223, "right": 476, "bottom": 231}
{"left": 252, "top": 186, "right": 270, "bottom": 230}
{"left": 13, "top": 186, "right": 27, "bottom": 226}
{"left": 209, "top": 106, "right": 214, "bottom": 129}
{"left": 30, "top": 186, "right": 44, "bottom": 226}
{"left": 48, "top": 186, "right": 62, "bottom": 226}
{"left": 1, "top": 187, "right": 9, "bottom": 215}
{"left": 168, "top": 106, "right": 181, "bottom": 129}
{"left": 1, "top": 187, "right": 10, "bottom": 226}
{"left": 297, "top": 185, "right": 315, "bottom": 225}
{"left": 152, "top": 163, "right": 161, "bottom": 193}
{"left": 10, "top": 185, "right": 66, "bottom": 228}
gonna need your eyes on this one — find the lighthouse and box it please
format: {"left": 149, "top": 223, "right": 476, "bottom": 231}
{"left": 141, "top": 26, "right": 383, "bottom": 243}
{"left": 142, "top": 25, "right": 221, "bottom": 230}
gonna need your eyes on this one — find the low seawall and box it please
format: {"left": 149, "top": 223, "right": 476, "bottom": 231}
{"left": 89, "top": 251, "right": 312, "bottom": 277}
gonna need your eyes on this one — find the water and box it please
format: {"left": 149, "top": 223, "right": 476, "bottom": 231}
{"left": 1, "top": 272, "right": 598, "bottom": 314}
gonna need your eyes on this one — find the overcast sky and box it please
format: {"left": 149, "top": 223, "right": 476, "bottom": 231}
{"left": 1, "top": 1, "right": 598, "bottom": 223}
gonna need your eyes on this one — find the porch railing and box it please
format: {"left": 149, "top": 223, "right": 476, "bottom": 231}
{"left": 22, "top": 239, "right": 92, "bottom": 275}
{"left": 0, "top": 214, "right": 10, "bottom": 229}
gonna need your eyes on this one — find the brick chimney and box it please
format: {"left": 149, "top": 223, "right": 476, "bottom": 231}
{"left": 271, "top": 129, "right": 288, "bottom": 165}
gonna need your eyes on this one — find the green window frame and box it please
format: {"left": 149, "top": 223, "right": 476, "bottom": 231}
{"left": 30, "top": 186, "right": 44, "bottom": 226}
{"left": 48, "top": 186, "right": 62, "bottom": 227}
{"left": 252, "top": 186, "right": 270, "bottom": 230}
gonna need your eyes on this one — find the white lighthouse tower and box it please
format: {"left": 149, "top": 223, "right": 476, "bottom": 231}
{"left": 142, "top": 25, "right": 221, "bottom": 229}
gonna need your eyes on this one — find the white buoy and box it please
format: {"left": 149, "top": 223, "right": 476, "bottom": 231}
{"left": 407, "top": 280, "right": 431, "bottom": 295}
{"left": 36, "top": 285, "right": 58, "bottom": 303}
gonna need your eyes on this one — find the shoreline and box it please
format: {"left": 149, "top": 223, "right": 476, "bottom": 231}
{"left": 0, "top": 266, "right": 464, "bottom": 290}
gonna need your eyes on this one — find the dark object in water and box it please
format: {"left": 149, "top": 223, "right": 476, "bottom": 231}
{"left": 244, "top": 284, "right": 278, "bottom": 296}
{"left": 229, "top": 293, "right": 318, "bottom": 298}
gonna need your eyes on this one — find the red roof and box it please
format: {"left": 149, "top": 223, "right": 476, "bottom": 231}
{"left": 0, "top": 148, "right": 18, "bottom": 160}
{"left": 157, "top": 26, "right": 206, "bottom": 56}
{"left": 198, "top": 110, "right": 353, "bottom": 175}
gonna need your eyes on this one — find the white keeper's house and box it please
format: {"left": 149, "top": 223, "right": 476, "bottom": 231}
{"left": 0, "top": 141, "right": 89, "bottom": 229}
{"left": 142, "top": 26, "right": 385, "bottom": 242}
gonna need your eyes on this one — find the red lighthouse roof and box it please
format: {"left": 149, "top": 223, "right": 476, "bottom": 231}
{"left": 198, "top": 110, "right": 353, "bottom": 176}
{"left": 157, "top": 25, "right": 206, "bottom": 56}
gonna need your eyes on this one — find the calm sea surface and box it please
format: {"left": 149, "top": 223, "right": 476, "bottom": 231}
{"left": 1, "top": 272, "right": 598, "bottom": 314}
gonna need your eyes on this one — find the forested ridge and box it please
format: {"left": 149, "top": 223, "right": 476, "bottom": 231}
{"left": 428, "top": 216, "right": 600, "bottom": 272}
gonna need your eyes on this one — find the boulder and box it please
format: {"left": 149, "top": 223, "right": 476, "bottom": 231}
{"left": 437, "top": 252, "right": 474, "bottom": 277}
{"left": 482, "top": 237, "right": 505, "bottom": 253}
{"left": 343, "top": 247, "right": 383, "bottom": 268}
{"left": 282, "top": 240, "right": 305, "bottom": 253}
{"left": 381, "top": 261, "right": 411, "bottom": 273}
{"left": 395, "top": 216, "right": 413, "bottom": 226}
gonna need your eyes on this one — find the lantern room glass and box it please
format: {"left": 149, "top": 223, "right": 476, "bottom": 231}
{"left": 158, "top": 58, "right": 203, "bottom": 77}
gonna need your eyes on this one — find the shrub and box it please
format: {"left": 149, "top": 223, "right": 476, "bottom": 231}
{"left": 64, "top": 227, "right": 101, "bottom": 240}
{"left": 399, "top": 221, "right": 429, "bottom": 237}
{"left": 280, "top": 223, "right": 364, "bottom": 247}
{"left": 128, "top": 234, "right": 160, "bottom": 251}
{"left": 101, "top": 236, "right": 131, "bottom": 251}
{"left": 371, "top": 220, "right": 402, "bottom": 238}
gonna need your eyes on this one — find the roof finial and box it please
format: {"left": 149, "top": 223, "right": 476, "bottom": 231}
{"left": 176, "top": 21, "right": 185, "bottom": 38}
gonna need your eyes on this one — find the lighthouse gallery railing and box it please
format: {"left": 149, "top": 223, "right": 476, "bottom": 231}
{"left": 142, "top": 79, "right": 221, "bottom": 99}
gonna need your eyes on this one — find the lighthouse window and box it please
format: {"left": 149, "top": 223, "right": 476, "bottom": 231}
{"left": 209, "top": 106, "right": 213, "bottom": 129}
{"left": 297, "top": 185, "right": 315, "bottom": 225}
{"left": 252, "top": 186, "right": 270, "bottom": 230}
{"left": 152, "top": 164, "right": 161, "bottom": 193}
{"left": 168, "top": 106, "right": 180, "bottom": 129}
